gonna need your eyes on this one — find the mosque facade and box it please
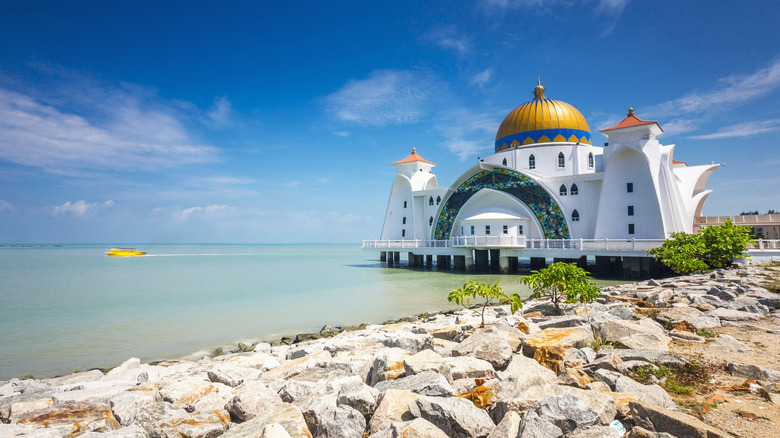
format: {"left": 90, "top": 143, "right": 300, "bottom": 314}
{"left": 378, "top": 81, "right": 720, "bottom": 248}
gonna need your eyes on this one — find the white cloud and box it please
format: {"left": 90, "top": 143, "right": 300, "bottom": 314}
{"left": 0, "top": 200, "right": 12, "bottom": 213}
{"left": 318, "top": 178, "right": 330, "bottom": 184}
{"left": 434, "top": 108, "right": 501, "bottom": 161}
{"left": 422, "top": 26, "right": 472, "bottom": 55}
{"left": 472, "top": 68, "right": 494, "bottom": 88}
{"left": 333, "top": 131, "right": 351, "bottom": 137}
{"left": 154, "top": 204, "right": 265, "bottom": 222}
{"left": 689, "top": 119, "right": 780, "bottom": 140}
{"left": 0, "top": 79, "right": 220, "bottom": 175}
{"left": 480, "top": 0, "right": 630, "bottom": 36}
{"left": 206, "top": 96, "right": 234, "bottom": 128}
{"left": 324, "top": 70, "right": 439, "bottom": 126}
{"left": 650, "top": 59, "right": 780, "bottom": 118}
{"left": 52, "top": 200, "right": 113, "bottom": 217}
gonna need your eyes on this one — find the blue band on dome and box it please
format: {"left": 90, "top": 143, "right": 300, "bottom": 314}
{"left": 495, "top": 128, "right": 591, "bottom": 150}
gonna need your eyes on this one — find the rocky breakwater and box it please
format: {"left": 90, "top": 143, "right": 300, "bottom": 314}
{"left": 2, "top": 265, "right": 780, "bottom": 438}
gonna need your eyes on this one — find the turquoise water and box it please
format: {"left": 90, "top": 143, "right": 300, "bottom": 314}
{"left": 0, "top": 244, "right": 622, "bottom": 380}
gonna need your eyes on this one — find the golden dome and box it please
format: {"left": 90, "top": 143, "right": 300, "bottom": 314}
{"left": 495, "top": 80, "right": 591, "bottom": 152}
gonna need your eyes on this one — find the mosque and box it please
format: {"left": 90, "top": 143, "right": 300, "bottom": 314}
{"left": 367, "top": 80, "right": 721, "bottom": 275}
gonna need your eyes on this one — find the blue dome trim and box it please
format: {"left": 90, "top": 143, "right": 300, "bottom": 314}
{"left": 495, "top": 128, "right": 592, "bottom": 151}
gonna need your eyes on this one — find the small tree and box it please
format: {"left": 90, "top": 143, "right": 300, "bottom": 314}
{"left": 448, "top": 281, "right": 523, "bottom": 328}
{"left": 648, "top": 219, "right": 754, "bottom": 274}
{"left": 699, "top": 219, "right": 754, "bottom": 268}
{"left": 647, "top": 231, "right": 708, "bottom": 274}
{"left": 520, "top": 262, "right": 601, "bottom": 315}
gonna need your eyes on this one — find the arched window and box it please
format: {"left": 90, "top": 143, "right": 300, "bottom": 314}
{"left": 436, "top": 196, "right": 441, "bottom": 205}
{"left": 588, "top": 152, "right": 594, "bottom": 168}
{"left": 429, "top": 216, "right": 433, "bottom": 226}
{"left": 570, "top": 183, "right": 579, "bottom": 196}
{"left": 429, "top": 196, "right": 434, "bottom": 206}
{"left": 558, "top": 152, "right": 565, "bottom": 168}
{"left": 529, "top": 154, "right": 536, "bottom": 169}
{"left": 559, "top": 184, "right": 567, "bottom": 196}
{"left": 572, "top": 209, "right": 580, "bottom": 222}
{"left": 502, "top": 158, "right": 507, "bottom": 166}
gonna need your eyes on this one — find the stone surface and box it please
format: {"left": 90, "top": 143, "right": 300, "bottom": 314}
{"left": 629, "top": 400, "right": 729, "bottom": 438}
{"left": 408, "top": 396, "right": 496, "bottom": 438}
{"left": 533, "top": 392, "right": 600, "bottom": 434}
{"left": 226, "top": 380, "right": 284, "bottom": 422}
{"left": 337, "top": 380, "right": 378, "bottom": 418}
{"left": 707, "top": 308, "right": 761, "bottom": 321}
{"left": 14, "top": 401, "right": 121, "bottom": 436}
{"left": 315, "top": 406, "right": 366, "bottom": 438}
{"left": 368, "top": 389, "right": 421, "bottom": 434}
{"left": 372, "top": 418, "right": 449, "bottom": 438}
{"left": 706, "top": 334, "right": 752, "bottom": 353}
{"left": 726, "top": 362, "right": 780, "bottom": 383}
{"left": 614, "top": 377, "right": 675, "bottom": 408}
{"left": 221, "top": 403, "right": 311, "bottom": 438}
{"left": 444, "top": 356, "right": 495, "bottom": 381}
{"left": 374, "top": 370, "right": 454, "bottom": 397}
{"left": 523, "top": 328, "right": 591, "bottom": 356}
{"left": 403, "top": 349, "right": 450, "bottom": 377}
{"left": 517, "top": 408, "right": 563, "bottom": 438}
{"left": 452, "top": 326, "right": 522, "bottom": 370}
{"left": 486, "top": 410, "right": 521, "bottom": 438}
{"left": 260, "top": 423, "right": 294, "bottom": 438}
{"left": 593, "top": 319, "right": 671, "bottom": 352}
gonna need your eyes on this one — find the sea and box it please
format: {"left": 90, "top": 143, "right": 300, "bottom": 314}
{"left": 0, "top": 244, "right": 625, "bottom": 381}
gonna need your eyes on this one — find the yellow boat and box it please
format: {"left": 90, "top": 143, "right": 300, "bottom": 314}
{"left": 106, "top": 247, "right": 146, "bottom": 257}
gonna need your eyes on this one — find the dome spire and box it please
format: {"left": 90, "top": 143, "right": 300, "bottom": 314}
{"left": 627, "top": 107, "right": 635, "bottom": 117}
{"left": 533, "top": 77, "right": 546, "bottom": 100}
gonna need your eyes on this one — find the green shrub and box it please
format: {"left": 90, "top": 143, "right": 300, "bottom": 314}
{"left": 648, "top": 219, "right": 754, "bottom": 274}
{"left": 520, "top": 262, "right": 601, "bottom": 315}
{"left": 448, "top": 281, "right": 522, "bottom": 328}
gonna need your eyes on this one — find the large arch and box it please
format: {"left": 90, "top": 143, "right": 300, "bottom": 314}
{"left": 434, "top": 168, "right": 569, "bottom": 239}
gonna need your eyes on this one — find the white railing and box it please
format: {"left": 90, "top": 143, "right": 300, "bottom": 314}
{"left": 362, "top": 238, "right": 780, "bottom": 252}
{"left": 696, "top": 215, "right": 778, "bottom": 225}
{"left": 451, "top": 235, "right": 527, "bottom": 247}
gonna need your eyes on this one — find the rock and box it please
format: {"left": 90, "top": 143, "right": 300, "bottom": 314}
{"left": 565, "top": 425, "right": 624, "bottom": 438}
{"left": 368, "top": 348, "right": 410, "bottom": 386}
{"left": 629, "top": 400, "right": 729, "bottom": 438}
{"left": 315, "top": 406, "right": 365, "bottom": 438}
{"left": 156, "top": 378, "right": 221, "bottom": 409}
{"left": 408, "top": 396, "right": 495, "bottom": 438}
{"left": 523, "top": 328, "right": 591, "bottom": 356}
{"left": 0, "top": 424, "right": 61, "bottom": 437}
{"left": 707, "top": 308, "right": 761, "bottom": 321}
{"left": 226, "top": 380, "right": 284, "bottom": 422}
{"left": 337, "top": 380, "right": 379, "bottom": 418}
{"left": 486, "top": 410, "right": 521, "bottom": 438}
{"left": 726, "top": 362, "right": 780, "bottom": 383}
{"left": 372, "top": 418, "right": 449, "bottom": 438}
{"left": 294, "top": 393, "right": 338, "bottom": 434}
{"left": 534, "top": 346, "right": 567, "bottom": 375}
{"left": 374, "top": 370, "right": 454, "bottom": 397}
{"left": 452, "top": 326, "right": 522, "bottom": 370}
{"left": 221, "top": 403, "right": 311, "bottom": 438}
{"left": 277, "top": 368, "right": 357, "bottom": 402}
{"left": 109, "top": 388, "right": 155, "bottom": 426}
{"left": 207, "top": 367, "right": 249, "bottom": 387}
{"left": 14, "top": 401, "right": 120, "bottom": 436}
{"left": 561, "top": 368, "right": 592, "bottom": 389}
{"left": 626, "top": 425, "right": 677, "bottom": 438}
{"left": 432, "top": 325, "right": 462, "bottom": 341}
{"left": 368, "top": 389, "right": 421, "bottom": 434}
{"left": 597, "top": 349, "right": 685, "bottom": 368}
{"left": 260, "top": 423, "right": 294, "bottom": 438}
{"left": 155, "top": 409, "right": 231, "bottom": 438}
{"left": 404, "top": 349, "right": 450, "bottom": 377}
{"left": 533, "top": 391, "right": 600, "bottom": 434}
{"left": 687, "top": 315, "right": 721, "bottom": 329}
{"left": 537, "top": 315, "right": 585, "bottom": 330}
{"left": 565, "top": 387, "right": 617, "bottom": 426}
{"left": 517, "top": 408, "right": 563, "bottom": 438}
{"left": 5, "top": 398, "right": 54, "bottom": 423}
{"left": 593, "top": 370, "right": 624, "bottom": 390}
{"left": 263, "top": 351, "right": 333, "bottom": 381}
{"left": 706, "top": 286, "right": 737, "bottom": 301}
{"left": 444, "top": 356, "right": 495, "bottom": 381}
{"left": 455, "top": 385, "right": 496, "bottom": 409}
{"left": 654, "top": 307, "right": 703, "bottom": 325}
{"left": 707, "top": 334, "right": 751, "bottom": 353}
{"left": 614, "top": 377, "right": 675, "bottom": 408}
{"left": 669, "top": 329, "right": 705, "bottom": 343}
{"left": 501, "top": 353, "right": 558, "bottom": 383}
{"left": 592, "top": 319, "right": 671, "bottom": 352}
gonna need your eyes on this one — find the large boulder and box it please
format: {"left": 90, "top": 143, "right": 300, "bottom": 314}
{"left": 226, "top": 380, "right": 284, "bottom": 423}
{"left": 221, "top": 403, "right": 311, "bottom": 438}
{"left": 486, "top": 410, "right": 521, "bottom": 438}
{"left": 707, "top": 308, "right": 762, "bottom": 321}
{"left": 629, "top": 400, "right": 729, "bottom": 438}
{"left": 517, "top": 409, "right": 563, "bottom": 438}
{"left": 533, "top": 392, "right": 600, "bottom": 434}
{"left": 614, "top": 377, "right": 675, "bottom": 408}
{"left": 444, "top": 356, "right": 495, "bottom": 381}
{"left": 726, "top": 362, "right": 780, "bottom": 383}
{"left": 368, "top": 348, "right": 411, "bottom": 386}
{"left": 368, "top": 389, "right": 421, "bottom": 434}
{"left": 315, "top": 406, "right": 366, "bottom": 438}
{"left": 403, "top": 349, "right": 450, "bottom": 377}
{"left": 371, "top": 418, "right": 449, "bottom": 438}
{"left": 14, "top": 401, "right": 121, "bottom": 436}
{"left": 408, "top": 396, "right": 495, "bottom": 438}
{"left": 522, "top": 328, "right": 591, "bottom": 356}
{"left": 452, "top": 326, "right": 522, "bottom": 370}
{"left": 373, "top": 370, "right": 454, "bottom": 397}
{"left": 592, "top": 319, "right": 671, "bottom": 352}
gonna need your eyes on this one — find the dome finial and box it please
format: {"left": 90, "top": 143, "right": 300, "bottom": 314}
{"left": 533, "top": 77, "right": 546, "bottom": 100}
{"left": 627, "top": 107, "right": 634, "bottom": 117}
{"left": 412, "top": 147, "right": 416, "bottom": 153}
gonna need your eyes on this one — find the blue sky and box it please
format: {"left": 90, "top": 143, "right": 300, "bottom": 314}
{"left": 1, "top": 0, "right": 779, "bottom": 243}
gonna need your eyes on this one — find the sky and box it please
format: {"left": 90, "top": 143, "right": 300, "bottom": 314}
{"left": 1, "top": 0, "right": 779, "bottom": 244}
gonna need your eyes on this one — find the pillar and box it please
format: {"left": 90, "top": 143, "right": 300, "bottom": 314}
{"left": 499, "top": 256, "right": 510, "bottom": 274}
{"left": 425, "top": 255, "right": 433, "bottom": 267}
